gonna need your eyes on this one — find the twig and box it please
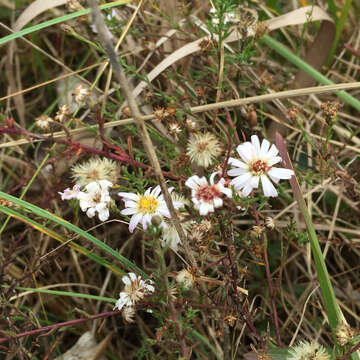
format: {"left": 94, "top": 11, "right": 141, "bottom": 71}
{"left": 0, "top": 310, "right": 120, "bottom": 344}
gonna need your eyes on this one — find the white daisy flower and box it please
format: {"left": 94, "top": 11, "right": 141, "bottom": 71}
{"left": 114, "top": 272, "right": 155, "bottom": 311}
{"left": 59, "top": 184, "right": 81, "bottom": 200}
{"left": 185, "top": 172, "right": 232, "bottom": 216}
{"left": 118, "top": 185, "right": 183, "bottom": 233}
{"left": 186, "top": 132, "right": 222, "bottom": 168}
{"left": 77, "top": 180, "right": 112, "bottom": 221}
{"left": 228, "top": 135, "right": 294, "bottom": 197}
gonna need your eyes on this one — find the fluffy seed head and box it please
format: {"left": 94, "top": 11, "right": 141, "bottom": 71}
{"left": 176, "top": 269, "right": 195, "bottom": 290}
{"left": 289, "top": 341, "right": 330, "bottom": 360}
{"left": 186, "top": 132, "right": 222, "bottom": 168}
{"left": 71, "top": 157, "right": 118, "bottom": 187}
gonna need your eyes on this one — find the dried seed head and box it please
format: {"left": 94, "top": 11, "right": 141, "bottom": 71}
{"left": 287, "top": 107, "right": 299, "bottom": 120}
{"left": 153, "top": 106, "right": 168, "bottom": 121}
{"left": 265, "top": 217, "right": 275, "bottom": 230}
{"left": 198, "top": 38, "right": 212, "bottom": 52}
{"left": 185, "top": 118, "right": 199, "bottom": 131}
{"left": 336, "top": 322, "right": 356, "bottom": 346}
{"left": 224, "top": 314, "right": 237, "bottom": 327}
{"left": 55, "top": 104, "right": 70, "bottom": 123}
{"left": 35, "top": 115, "right": 53, "bottom": 130}
{"left": 249, "top": 225, "right": 264, "bottom": 239}
{"left": 166, "top": 106, "right": 177, "bottom": 116}
{"left": 289, "top": 341, "right": 330, "bottom": 360}
{"left": 72, "top": 84, "right": 91, "bottom": 104}
{"left": 66, "top": 0, "right": 83, "bottom": 11}
{"left": 186, "top": 132, "right": 222, "bottom": 168}
{"left": 71, "top": 157, "right": 118, "bottom": 187}
{"left": 121, "top": 307, "right": 135, "bottom": 323}
{"left": 168, "top": 122, "right": 182, "bottom": 138}
{"left": 121, "top": 106, "right": 132, "bottom": 118}
{"left": 320, "top": 101, "right": 340, "bottom": 121}
{"left": 176, "top": 269, "right": 196, "bottom": 290}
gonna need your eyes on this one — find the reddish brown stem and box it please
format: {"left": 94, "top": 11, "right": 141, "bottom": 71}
{"left": 0, "top": 310, "right": 120, "bottom": 344}
{"left": 0, "top": 125, "right": 181, "bottom": 180}
{"left": 252, "top": 205, "right": 282, "bottom": 347}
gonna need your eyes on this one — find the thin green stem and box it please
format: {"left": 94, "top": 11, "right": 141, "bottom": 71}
{"left": 260, "top": 34, "right": 360, "bottom": 112}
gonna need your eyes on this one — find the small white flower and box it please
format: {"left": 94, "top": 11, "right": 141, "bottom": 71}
{"left": 59, "top": 184, "right": 81, "bottom": 200}
{"left": 185, "top": 172, "right": 232, "bottom": 216}
{"left": 228, "top": 135, "right": 294, "bottom": 197}
{"left": 160, "top": 219, "right": 191, "bottom": 251}
{"left": 289, "top": 341, "right": 330, "bottom": 360}
{"left": 186, "top": 132, "right": 222, "bottom": 168}
{"left": 210, "top": 8, "right": 236, "bottom": 25}
{"left": 77, "top": 180, "right": 112, "bottom": 221}
{"left": 114, "top": 272, "right": 155, "bottom": 311}
{"left": 118, "top": 186, "right": 183, "bottom": 233}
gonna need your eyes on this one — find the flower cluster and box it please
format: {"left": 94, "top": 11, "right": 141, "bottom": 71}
{"left": 60, "top": 180, "right": 112, "bottom": 222}
{"left": 59, "top": 136, "right": 293, "bottom": 242}
{"left": 114, "top": 272, "right": 155, "bottom": 311}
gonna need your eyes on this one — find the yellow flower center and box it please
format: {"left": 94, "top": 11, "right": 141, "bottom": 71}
{"left": 249, "top": 159, "right": 270, "bottom": 176}
{"left": 137, "top": 195, "right": 159, "bottom": 214}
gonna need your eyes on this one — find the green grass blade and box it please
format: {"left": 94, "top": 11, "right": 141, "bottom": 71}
{"left": 0, "top": 0, "right": 130, "bottom": 46}
{"left": 0, "top": 191, "right": 147, "bottom": 278}
{"left": 0, "top": 203, "right": 127, "bottom": 276}
{"left": 260, "top": 34, "right": 360, "bottom": 112}
{"left": 189, "top": 330, "right": 221, "bottom": 360}
{"left": 276, "top": 134, "right": 360, "bottom": 360}
{"left": 3, "top": 285, "right": 117, "bottom": 304}
{"left": 326, "top": 0, "right": 352, "bottom": 66}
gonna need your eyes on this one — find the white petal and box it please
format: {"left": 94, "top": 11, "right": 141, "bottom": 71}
{"left": 242, "top": 184, "right": 253, "bottom": 197}
{"left": 129, "top": 272, "right": 137, "bottom": 281}
{"left": 230, "top": 172, "right": 252, "bottom": 189}
{"left": 85, "top": 181, "right": 99, "bottom": 193}
{"left": 129, "top": 212, "right": 143, "bottom": 233}
{"left": 250, "top": 176, "right": 259, "bottom": 188}
{"left": 228, "top": 157, "right": 248, "bottom": 169}
{"left": 227, "top": 167, "right": 248, "bottom": 177}
{"left": 118, "top": 192, "right": 139, "bottom": 201}
{"left": 237, "top": 143, "right": 253, "bottom": 163}
{"left": 199, "top": 202, "right": 213, "bottom": 215}
{"left": 99, "top": 180, "right": 113, "bottom": 189}
{"left": 185, "top": 176, "right": 200, "bottom": 189}
{"left": 251, "top": 135, "right": 261, "bottom": 155}
{"left": 260, "top": 139, "right": 270, "bottom": 157}
{"left": 221, "top": 187, "right": 233, "bottom": 198}
{"left": 261, "top": 175, "right": 278, "bottom": 197}
{"left": 268, "top": 167, "right": 294, "bottom": 180}
{"left": 86, "top": 207, "right": 96, "bottom": 218}
{"left": 98, "top": 208, "right": 109, "bottom": 221}
{"left": 152, "top": 185, "right": 161, "bottom": 198}
{"left": 268, "top": 156, "right": 282, "bottom": 166}
{"left": 121, "top": 207, "right": 138, "bottom": 215}
{"left": 142, "top": 213, "right": 152, "bottom": 229}
{"left": 267, "top": 144, "right": 279, "bottom": 158}
{"left": 122, "top": 275, "right": 131, "bottom": 285}
{"left": 213, "top": 197, "right": 223, "bottom": 208}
